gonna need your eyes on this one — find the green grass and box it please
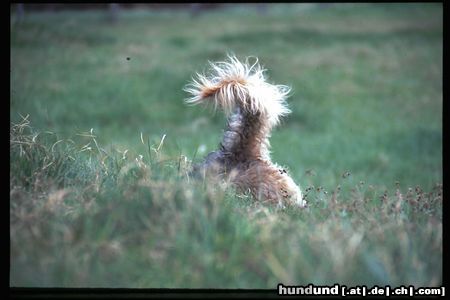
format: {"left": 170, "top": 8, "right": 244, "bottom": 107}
{"left": 10, "top": 4, "right": 442, "bottom": 288}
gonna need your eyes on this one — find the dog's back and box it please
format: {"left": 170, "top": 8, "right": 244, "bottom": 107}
{"left": 185, "top": 55, "right": 306, "bottom": 208}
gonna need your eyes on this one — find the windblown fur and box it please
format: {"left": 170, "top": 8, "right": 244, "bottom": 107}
{"left": 184, "top": 55, "right": 306, "bottom": 208}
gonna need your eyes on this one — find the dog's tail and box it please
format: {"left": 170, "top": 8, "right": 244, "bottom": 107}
{"left": 183, "top": 55, "right": 292, "bottom": 130}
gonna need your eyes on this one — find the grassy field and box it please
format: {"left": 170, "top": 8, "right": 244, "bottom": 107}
{"left": 10, "top": 4, "right": 442, "bottom": 289}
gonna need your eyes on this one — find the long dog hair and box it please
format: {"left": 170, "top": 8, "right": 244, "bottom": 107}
{"left": 184, "top": 55, "right": 306, "bottom": 208}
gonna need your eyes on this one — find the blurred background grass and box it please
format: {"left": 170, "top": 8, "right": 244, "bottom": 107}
{"left": 10, "top": 3, "right": 442, "bottom": 289}
{"left": 11, "top": 3, "right": 442, "bottom": 191}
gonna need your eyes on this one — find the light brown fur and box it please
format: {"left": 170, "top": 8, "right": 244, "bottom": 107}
{"left": 184, "top": 55, "right": 306, "bottom": 208}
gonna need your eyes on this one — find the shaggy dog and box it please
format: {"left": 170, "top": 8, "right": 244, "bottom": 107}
{"left": 184, "top": 55, "right": 306, "bottom": 208}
